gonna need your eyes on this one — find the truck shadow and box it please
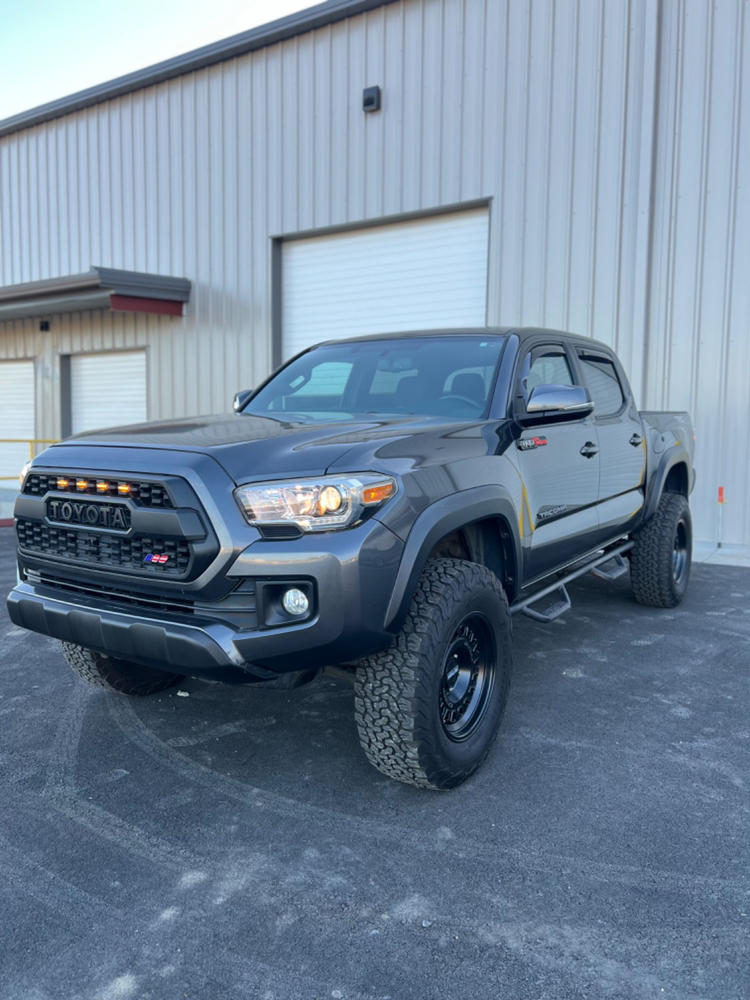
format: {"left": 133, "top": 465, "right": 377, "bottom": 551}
{"left": 80, "top": 568, "right": 717, "bottom": 823}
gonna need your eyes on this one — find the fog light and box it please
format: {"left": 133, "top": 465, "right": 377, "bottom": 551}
{"left": 282, "top": 587, "right": 309, "bottom": 617}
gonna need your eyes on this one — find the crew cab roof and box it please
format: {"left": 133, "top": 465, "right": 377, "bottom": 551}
{"left": 312, "top": 327, "right": 615, "bottom": 355}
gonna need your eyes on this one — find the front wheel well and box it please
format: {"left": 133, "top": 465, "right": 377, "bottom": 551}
{"left": 426, "top": 517, "right": 518, "bottom": 601}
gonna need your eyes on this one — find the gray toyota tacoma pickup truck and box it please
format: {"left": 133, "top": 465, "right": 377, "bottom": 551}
{"left": 7, "top": 328, "right": 694, "bottom": 788}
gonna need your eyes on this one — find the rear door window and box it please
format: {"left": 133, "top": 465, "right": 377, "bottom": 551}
{"left": 577, "top": 353, "right": 624, "bottom": 416}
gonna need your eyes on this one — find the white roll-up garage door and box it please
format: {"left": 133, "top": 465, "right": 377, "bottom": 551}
{"left": 70, "top": 350, "right": 147, "bottom": 434}
{"left": 281, "top": 207, "right": 489, "bottom": 358}
{"left": 0, "top": 360, "right": 35, "bottom": 481}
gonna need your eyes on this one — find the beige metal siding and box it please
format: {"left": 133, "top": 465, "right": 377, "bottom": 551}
{"left": 0, "top": 0, "right": 747, "bottom": 545}
{"left": 645, "top": 0, "right": 750, "bottom": 546}
{"left": 0, "top": 0, "right": 657, "bottom": 413}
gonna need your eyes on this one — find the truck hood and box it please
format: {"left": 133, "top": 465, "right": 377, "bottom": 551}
{"left": 55, "top": 412, "right": 496, "bottom": 482}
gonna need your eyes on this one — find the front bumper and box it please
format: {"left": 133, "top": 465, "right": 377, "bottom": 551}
{"left": 7, "top": 581, "right": 254, "bottom": 681}
{"left": 7, "top": 516, "right": 405, "bottom": 681}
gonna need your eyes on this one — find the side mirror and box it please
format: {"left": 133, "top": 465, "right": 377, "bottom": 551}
{"left": 233, "top": 388, "right": 254, "bottom": 413}
{"left": 525, "top": 384, "right": 594, "bottom": 418}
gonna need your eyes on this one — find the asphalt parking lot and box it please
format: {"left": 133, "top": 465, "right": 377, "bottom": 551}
{"left": 1, "top": 527, "right": 748, "bottom": 1000}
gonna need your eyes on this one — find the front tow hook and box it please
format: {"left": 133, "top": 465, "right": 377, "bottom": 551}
{"left": 579, "top": 442, "right": 599, "bottom": 458}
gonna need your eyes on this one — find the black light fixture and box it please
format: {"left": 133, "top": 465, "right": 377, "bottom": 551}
{"left": 39, "top": 320, "right": 50, "bottom": 331}
{"left": 362, "top": 86, "right": 381, "bottom": 113}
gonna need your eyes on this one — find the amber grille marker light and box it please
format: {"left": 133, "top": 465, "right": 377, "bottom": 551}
{"left": 96, "top": 480, "right": 109, "bottom": 493}
{"left": 56, "top": 477, "right": 69, "bottom": 490}
{"left": 75, "top": 479, "right": 89, "bottom": 491}
{"left": 117, "top": 483, "right": 131, "bottom": 496}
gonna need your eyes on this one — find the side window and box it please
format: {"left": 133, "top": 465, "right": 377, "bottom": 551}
{"left": 577, "top": 354, "right": 624, "bottom": 416}
{"left": 519, "top": 346, "right": 574, "bottom": 402}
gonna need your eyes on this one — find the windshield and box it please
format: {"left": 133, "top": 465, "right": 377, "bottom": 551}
{"left": 246, "top": 335, "right": 507, "bottom": 422}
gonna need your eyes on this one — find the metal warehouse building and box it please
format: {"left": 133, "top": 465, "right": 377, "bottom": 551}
{"left": 0, "top": 0, "right": 748, "bottom": 548}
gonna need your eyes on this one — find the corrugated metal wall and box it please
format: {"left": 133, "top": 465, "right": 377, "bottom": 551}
{"left": 0, "top": 0, "right": 747, "bottom": 545}
{"left": 645, "top": 0, "right": 750, "bottom": 547}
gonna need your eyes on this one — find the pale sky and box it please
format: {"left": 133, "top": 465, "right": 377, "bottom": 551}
{"left": 0, "top": 0, "right": 314, "bottom": 121}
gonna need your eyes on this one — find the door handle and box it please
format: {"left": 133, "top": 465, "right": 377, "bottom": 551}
{"left": 579, "top": 441, "right": 599, "bottom": 458}
{"left": 629, "top": 434, "right": 643, "bottom": 447}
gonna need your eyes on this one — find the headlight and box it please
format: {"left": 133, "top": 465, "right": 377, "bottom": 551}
{"left": 234, "top": 474, "right": 397, "bottom": 532}
{"left": 19, "top": 461, "right": 31, "bottom": 490}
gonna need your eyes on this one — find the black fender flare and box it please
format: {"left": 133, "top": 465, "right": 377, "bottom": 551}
{"left": 643, "top": 445, "right": 693, "bottom": 521}
{"left": 382, "top": 486, "right": 521, "bottom": 633}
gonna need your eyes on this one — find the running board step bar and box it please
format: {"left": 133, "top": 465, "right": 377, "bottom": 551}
{"left": 520, "top": 584, "right": 571, "bottom": 623}
{"left": 510, "top": 541, "right": 634, "bottom": 623}
{"left": 591, "top": 552, "right": 629, "bottom": 581}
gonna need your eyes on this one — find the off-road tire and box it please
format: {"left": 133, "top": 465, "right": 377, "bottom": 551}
{"left": 630, "top": 492, "right": 692, "bottom": 608}
{"left": 354, "top": 558, "right": 512, "bottom": 789}
{"left": 60, "top": 642, "right": 184, "bottom": 695}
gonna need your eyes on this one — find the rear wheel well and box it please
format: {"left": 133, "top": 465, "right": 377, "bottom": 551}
{"left": 663, "top": 462, "right": 688, "bottom": 496}
{"left": 427, "top": 517, "right": 518, "bottom": 601}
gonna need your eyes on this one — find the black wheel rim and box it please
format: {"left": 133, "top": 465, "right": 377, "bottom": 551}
{"left": 673, "top": 519, "right": 689, "bottom": 585}
{"left": 439, "top": 613, "right": 496, "bottom": 742}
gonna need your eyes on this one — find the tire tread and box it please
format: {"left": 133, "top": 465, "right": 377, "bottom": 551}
{"left": 60, "top": 642, "right": 183, "bottom": 695}
{"left": 630, "top": 493, "right": 691, "bottom": 608}
{"left": 354, "top": 558, "right": 511, "bottom": 789}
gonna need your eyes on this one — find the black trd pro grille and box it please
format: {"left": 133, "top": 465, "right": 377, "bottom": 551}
{"left": 16, "top": 470, "right": 218, "bottom": 582}
{"left": 23, "top": 473, "right": 172, "bottom": 507}
{"left": 16, "top": 520, "right": 191, "bottom": 575}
